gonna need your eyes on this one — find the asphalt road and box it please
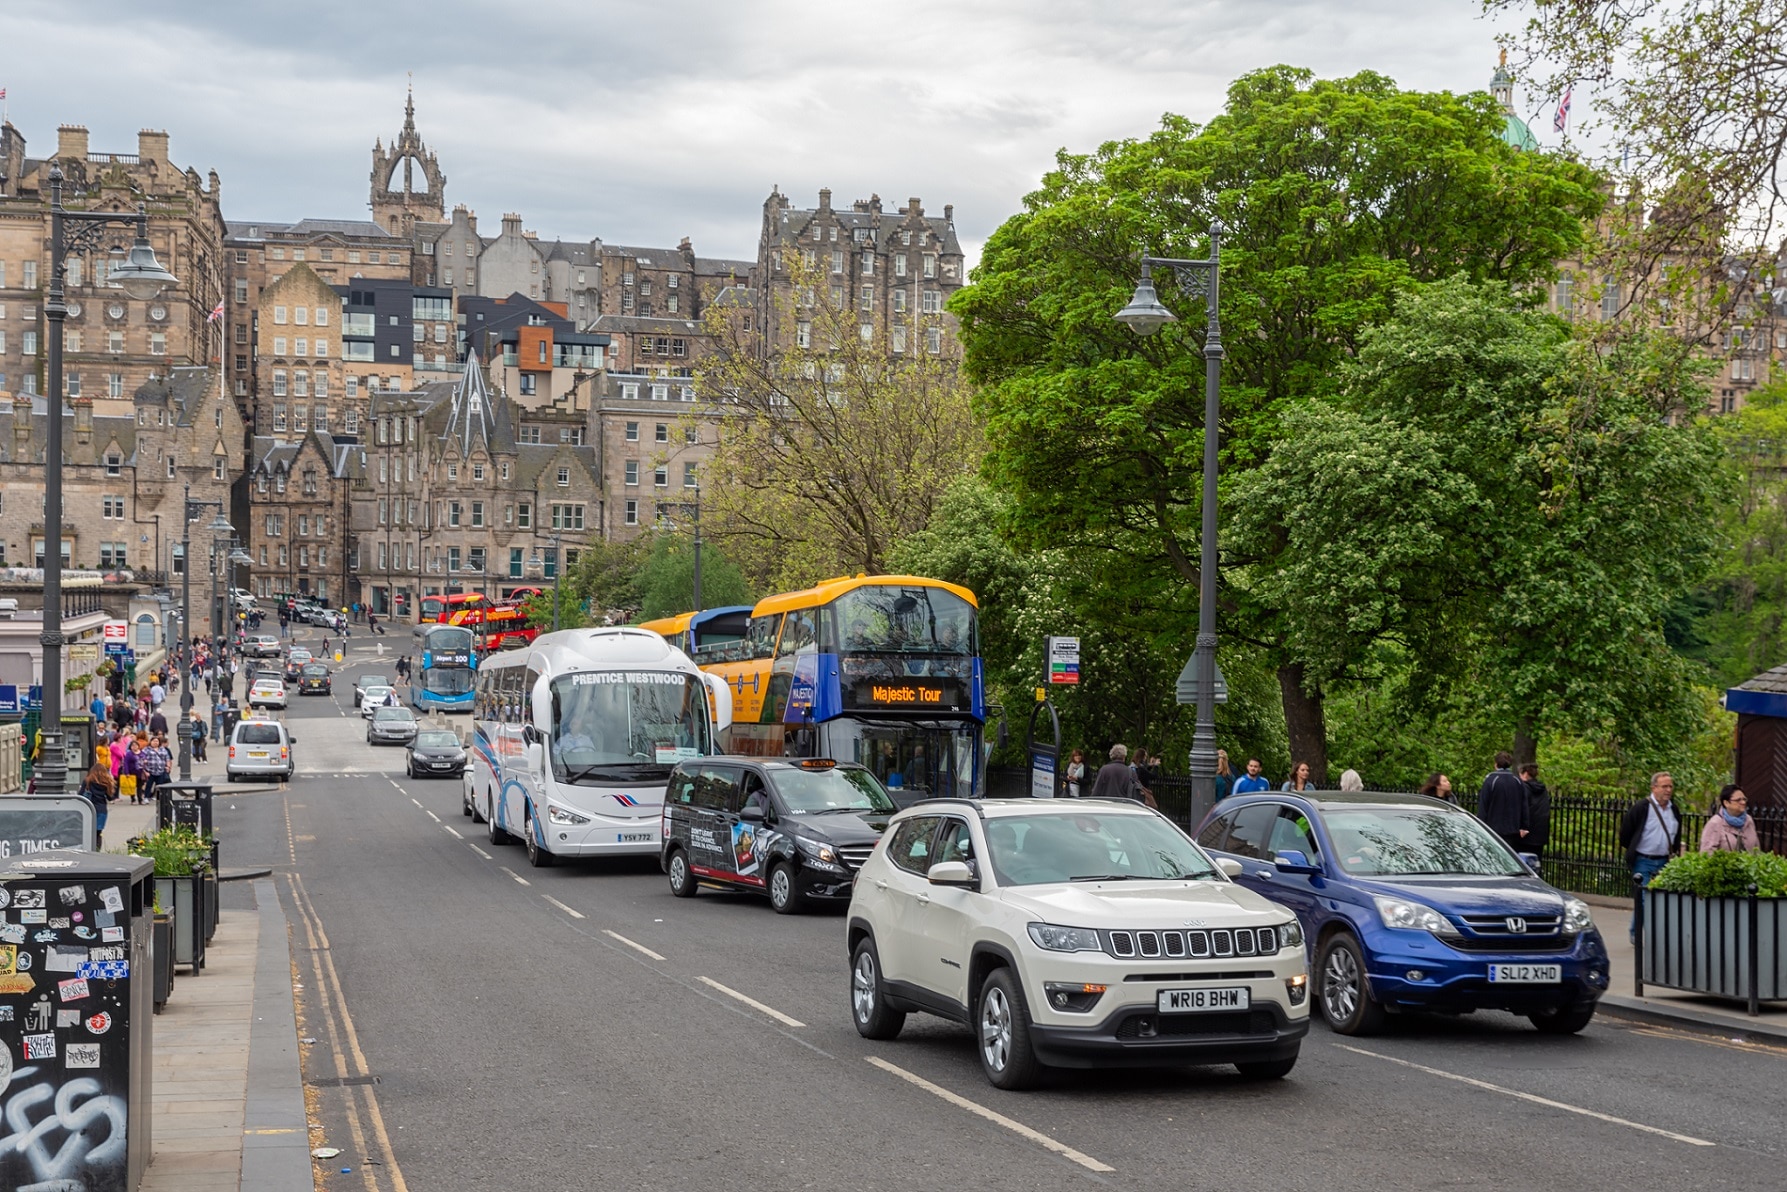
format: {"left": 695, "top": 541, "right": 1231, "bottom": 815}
{"left": 215, "top": 632, "right": 1787, "bottom": 1191}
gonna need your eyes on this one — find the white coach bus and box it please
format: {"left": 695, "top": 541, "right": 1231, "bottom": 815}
{"left": 468, "top": 627, "right": 733, "bottom": 867}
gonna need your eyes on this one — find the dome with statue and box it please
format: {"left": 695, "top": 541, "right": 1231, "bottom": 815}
{"left": 1490, "top": 54, "right": 1539, "bottom": 151}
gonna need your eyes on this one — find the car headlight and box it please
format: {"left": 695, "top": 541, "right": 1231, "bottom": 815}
{"left": 1026, "top": 923, "right": 1104, "bottom": 953}
{"left": 1372, "top": 895, "right": 1461, "bottom": 939}
{"left": 546, "top": 804, "right": 591, "bottom": 826}
{"left": 1562, "top": 898, "right": 1595, "bottom": 935}
{"left": 1278, "top": 918, "right": 1305, "bottom": 950}
{"left": 795, "top": 837, "right": 841, "bottom": 867}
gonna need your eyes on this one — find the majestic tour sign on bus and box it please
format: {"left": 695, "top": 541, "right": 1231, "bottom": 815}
{"left": 864, "top": 682, "right": 949, "bottom": 706}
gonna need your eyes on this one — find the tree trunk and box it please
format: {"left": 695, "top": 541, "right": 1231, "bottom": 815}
{"left": 1277, "top": 663, "right": 1329, "bottom": 784}
{"left": 1512, "top": 716, "right": 1537, "bottom": 769}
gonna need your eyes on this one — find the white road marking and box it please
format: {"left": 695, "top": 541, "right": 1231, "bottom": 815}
{"left": 542, "top": 895, "right": 586, "bottom": 919}
{"left": 602, "top": 929, "right": 666, "bottom": 961}
{"left": 696, "top": 977, "right": 805, "bottom": 1028}
{"left": 442, "top": 825, "right": 463, "bottom": 839}
{"left": 409, "top": 797, "right": 422, "bottom": 807}
{"left": 499, "top": 866, "right": 530, "bottom": 886}
{"left": 1333, "top": 1045, "right": 1715, "bottom": 1147}
{"left": 467, "top": 844, "right": 492, "bottom": 860}
{"left": 864, "top": 1057, "right": 1114, "bottom": 1172}
{"left": 424, "top": 809, "right": 441, "bottom": 823}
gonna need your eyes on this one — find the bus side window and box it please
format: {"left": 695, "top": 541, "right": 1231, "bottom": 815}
{"left": 748, "top": 614, "right": 782, "bottom": 660}
{"left": 776, "top": 611, "right": 815, "bottom": 660}
{"left": 522, "top": 668, "right": 541, "bottom": 725}
{"left": 817, "top": 606, "right": 839, "bottom": 654}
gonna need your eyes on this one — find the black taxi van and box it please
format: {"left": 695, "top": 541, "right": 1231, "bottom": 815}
{"left": 661, "top": 758, "right": 897, "bottom": 913}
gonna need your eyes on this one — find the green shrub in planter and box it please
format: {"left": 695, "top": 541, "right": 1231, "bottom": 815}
{"left": 131, "top": 825, "right": 215, "bottom": 877}
{"left": 1648, "top": 850, "right": 1787, "bottom": 899}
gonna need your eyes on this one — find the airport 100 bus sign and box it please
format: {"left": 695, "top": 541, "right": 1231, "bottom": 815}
{"left": 1046, "top": 636, "right": 1080, "bottom": 685}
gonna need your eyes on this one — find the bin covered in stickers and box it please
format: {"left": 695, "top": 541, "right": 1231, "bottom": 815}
{"left": 0, "top": 850, "right": 154, "bottom": 1192}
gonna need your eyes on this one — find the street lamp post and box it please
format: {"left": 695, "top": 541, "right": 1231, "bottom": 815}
{"left": 1115, "top": 223, "right": 1224, "bottom": 828}
{"left": 39, "top": 166, "right": 178, "bottom": 795}
{"left": 177, "top": 490, "right": 233, "bottom": 781}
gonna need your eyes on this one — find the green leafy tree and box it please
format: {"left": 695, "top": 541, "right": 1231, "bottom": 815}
{"left": 954, "top": 66, "right": 1602, "bottom": 778}
{"left": 635, "top": 537, "right": 755, "bottom": 621}
{"left": 1231, "top": 277, "right": 1730, "bottom": 770}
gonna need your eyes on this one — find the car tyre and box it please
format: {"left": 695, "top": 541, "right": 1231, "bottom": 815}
{"left": 850, "top": 937, "right": 905, "bottom": 1040}
{"left": 665, "top": 848, "right": 699, "bottom": 897}
{"left": 1527, "top": 1004, "right": 1596, "bottom": 1035}
{"left": 462, "top": 784, "right": 474, "bottom": 818}
{"left": 1235, "top": 1054, "right": 1299, "bottom": 1080}
{"left": 1318, "top": 934, "right": 1386, "bottom": 1036}
{"left": 978, "top": 968, "right": 1044, "bottom": 1090}
{"left": 470, "top": 789, "right": 487, "bottom": 824}
{"left": 524, "top": 804, "right": 555, "bottom": 868}
{"left": 767, "top": 861, "right": 804, "bottom": 915}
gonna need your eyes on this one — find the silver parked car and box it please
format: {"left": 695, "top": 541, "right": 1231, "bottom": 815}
{"left": 367, "top": 704, "right": 419, "bottom": 746}
{"left": 226, "top": 719, "right": 296, "bottom": 782}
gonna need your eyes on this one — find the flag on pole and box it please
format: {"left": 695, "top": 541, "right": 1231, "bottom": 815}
{"left": 206, "top": 300, "right": 225, "bottom": 323}
{"left": 1554, "top": 86, "right": 1572, "bottom": 135}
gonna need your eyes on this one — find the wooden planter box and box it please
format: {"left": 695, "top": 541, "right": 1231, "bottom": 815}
{"left": 155, "top": 874, "right": 207, "bottom": 974}
{"left": 1640, "top": 888, "right": 1785, "bottom": 1013}
{"left": 153, "top": 913, "right": 175, "bottom": 1012}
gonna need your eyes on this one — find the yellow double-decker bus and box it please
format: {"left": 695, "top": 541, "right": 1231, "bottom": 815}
{"left": 640, "top": 575, "right": 984, "bottom": 797}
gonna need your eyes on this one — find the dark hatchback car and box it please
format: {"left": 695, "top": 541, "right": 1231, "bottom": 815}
{"left": 297, "top": 663, "right": 332, "bottom": 695}
{"left": 407, "top": 729, "right": 467, "bottom": 779}
{"left": 662, "top": 758, "right": 897, "bottom": 914}
{"left": 1194, "top": 791, "right": 1609, "bottom": 1035}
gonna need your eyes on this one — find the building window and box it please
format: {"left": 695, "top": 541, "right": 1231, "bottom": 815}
{"left": 302, "top": 469, "right": 317, "bottom": 496}
{"left": 234, "top": 280, "right": 248, "bottom": 303}
{"left": 102, "top": 495, "right": 125, "bottom": 519}
{"left": 655, "top": 423, "right": 669, "bottom": 443}
{"left": 796, "top": 322, "right": 811, "bottom": 349}
{"left": 447, "top": 546, "right": 461, "bottom": 572}
{"left": 473, "top": 463, "right": 485, "bottom": 481}
{"left": 927, "top": 327, "right": 943, "bottom": 354}
{"left": 551, "top": 504, "right": 585, "bottom": 531}
{"left": 105, "top": 452, "right": 121, "bottom": 477}
{"left": 214, "top": 458, "right": 226, "bottom": 481}
{"left": 684, "top": 463, "right": 697, "bottom": 489}
{"left": 468, "top": 547, "right": 485, "bottom": 572}
{"left": 625, "top": 500, "right": 638, "bottom": 526}
{"left": 922, "top": 290, "right": 943, "bottom": 314}
{"left": 471, "top": 501, "right": 485, "bottom": 528}
{"left": 166, "top": 455, "right": 177, "bottom": 479}
{"left": 449, "top": 502, "right": 462, "bottom": 528}
{"left": 654, "top": 465, "right": 668, "bottom": 488}
{"left": 509, "top": 547, "right": 524, "bottom": 578}
{"left": 625, "top": 461, "right": 639, "bottom": 486}
{"left": 520, "top": 375, "right": 536, "bottom": 396}
{"left": 625, "top": 421, "right": 638, "bottom": 442}
{"left": 557, "top": 466, "right": 570, "bottom": 487}
{"left": 518, "top": 502, "right": 532, "bottom": 529}
{"left": 923, "top": 254, "right": 937, "bottom": 278}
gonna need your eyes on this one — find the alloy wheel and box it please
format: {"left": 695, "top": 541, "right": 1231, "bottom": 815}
{"left": 1323, "top": 944, "right": 1361, "bottom": 1023}
{"left": 980, "top": 986, "right": 1013, "bottom": 1073}
{"left": 852, "top": 951, "right": 877, "bottom": 1023}
{"left": 771, "top": 867, "right": 792, "bottom": 909}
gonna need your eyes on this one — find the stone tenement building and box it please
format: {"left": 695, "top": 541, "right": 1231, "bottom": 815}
{"left": 0, "top": 123, "right": 242, "bottom": 610}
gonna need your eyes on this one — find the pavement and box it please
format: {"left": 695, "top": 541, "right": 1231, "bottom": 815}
{"left": 78, "top": 631, "right": 1787, "bottom": 1190}
{"left": 1584, "top": 900, "right": 1787, "bottom": 1041}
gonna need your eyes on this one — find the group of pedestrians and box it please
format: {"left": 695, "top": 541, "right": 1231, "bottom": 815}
{"left": 1213, "top": 753, "right": 1364, "bottom": 800}
{"left": 1472, "top": 753, "right": 1552, "bottom": 859}
{"left": 1061, "top": 744, "right": 1162, "bottom": 805}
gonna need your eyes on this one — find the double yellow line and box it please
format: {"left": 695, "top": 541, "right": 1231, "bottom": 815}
{"left": 286, "top": 869, "right": 411, "bottom": 1192}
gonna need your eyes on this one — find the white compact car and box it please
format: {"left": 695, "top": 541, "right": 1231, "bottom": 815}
{"left": 226, "top": 719, "right": 295, "bottom": 781}
{"left": 247, "top": 678, "right": 287, "bottom": 710}
{"left": 847, "top": 799, "right": 1310, "bottom": 1089}
{"left": 358, "top": 685, "right": 394, "bottom": 717}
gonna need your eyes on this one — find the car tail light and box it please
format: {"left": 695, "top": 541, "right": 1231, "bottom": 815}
{"left": 280, "top": 747, "right": 289, "bottom": 759}
{"left": 228, "top": 746, "right": 236, "bottom": 759}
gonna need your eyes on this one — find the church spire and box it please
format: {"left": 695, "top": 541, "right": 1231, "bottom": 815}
{"left": 370, "top": 83, "right": 446, "bottom": 234}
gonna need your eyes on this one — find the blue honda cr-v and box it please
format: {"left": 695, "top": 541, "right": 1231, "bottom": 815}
{"left": 1194, "top": 791, "right": 1609, "bottom": 1035}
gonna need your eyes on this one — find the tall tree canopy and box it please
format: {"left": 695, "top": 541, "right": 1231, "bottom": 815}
{"left": 954, "top": 66, "right": 1603, "bottom": 776}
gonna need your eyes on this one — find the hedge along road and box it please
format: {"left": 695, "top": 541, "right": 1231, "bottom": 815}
{"left": 260, "top": 689, "right": 1784, "bottom": 1191}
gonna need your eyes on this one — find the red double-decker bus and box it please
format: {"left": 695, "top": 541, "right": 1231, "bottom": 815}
{"left": 447, "top": 602, "right": 539, "bottom": 652}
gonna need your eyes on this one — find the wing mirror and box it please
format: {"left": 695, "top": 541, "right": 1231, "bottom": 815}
{"left": 1517, "top": 852, "right": 1542, "bottom": 872}
{"left": 1273, "top": 850, "right": 1321, "bottom": 875}
{"left": 739, "top": 804, "right": 766, "bottom": 823}
{"left": 926, "top": 860, "right": 977, "bottom": 888}
{"left": 522, "top": 724, "right": 542, "bottom": 746}
{"left": 1215, "top": 857, "right": 1243, "bottom": 878}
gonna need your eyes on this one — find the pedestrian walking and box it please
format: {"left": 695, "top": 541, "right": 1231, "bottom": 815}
{"left": 191, "top": 710, "right": 209, "bottom": 762}
{"left": 1064, "top": 749, "right": 1086, "bottom": 798}
{"left": 1214, "top": 750, "right": 1233, "bottom": 802}
{"left": 1417, "top": 772, "right": 1457, "bottom": 804}
{"left": 1281, "top": 761, "right": 1313, "bottom": 793}
{"left": 1520, "top": 762, "right": 1551, "bottom": 862}
{"left": 1232, "top": 758, "right": 1271, "bottom": 796}
{"left": 1699, "top": 785, "right": 1759, "bottom": 853}
{"left": 212, "top": 691, "right": 228, "bottom": 744}
{"left": 1338, "top": 769, "right": 1364, "bottom": 792}
{"left": 139, "top": 733, "right": 171, "bottom": 805}
{"left": 148, "top": 706, "right": 169, "bottom": 737}
{"left": 1618, "top": 772, "right": 1682, "bottom": 941}
{"left": 81, "top": 752, "right": 116, "bottom": 850}
{"left": 1476, "top": 752, "right": 1529, "bottom": 852}
{"left": 1088, "top": 744, "right": 1145, "bottom": 802}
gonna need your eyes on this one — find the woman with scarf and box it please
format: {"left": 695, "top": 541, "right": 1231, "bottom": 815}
{"left": 1700, "top": 785, "right": 1760, "bottom": 852}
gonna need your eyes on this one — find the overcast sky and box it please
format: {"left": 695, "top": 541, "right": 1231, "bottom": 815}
{"left": 3, "top": 1, "right": 1567, "bottom": 264}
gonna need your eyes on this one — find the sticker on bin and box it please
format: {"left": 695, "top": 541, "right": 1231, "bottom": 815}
{"left": 57, "top": 978, "right": 88, "bottom": 1002}
{"left": 100, "top": 888, "right": 123, "bottom": 914}
{"left": 22, "top": 1034, "right": 54, "bottom": 1060}
{"left": 65, "top": 1043, "right": 99, "bottom": 1069}
{"left": 76, "top": 961, "right": 127, "bottom": 981}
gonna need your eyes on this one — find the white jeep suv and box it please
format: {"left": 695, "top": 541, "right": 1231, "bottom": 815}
{"left": 847, "top": 799, "right": 1310, "bottom": 1089}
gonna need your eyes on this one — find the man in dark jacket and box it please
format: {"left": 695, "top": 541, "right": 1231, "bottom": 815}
{"left": 1617, "top": 772, "right": 1682, "bottom": 940}
{"left": 1476, "top": 752, "right": 1529, "bottom": 853}
{"left": 1088, "top": 744, "right": 1143, "bottom": 802}
{"left": 1519, "top": 762, "right": 1551, "bottom": 862}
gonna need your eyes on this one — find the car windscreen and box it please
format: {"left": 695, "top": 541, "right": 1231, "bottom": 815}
{"left": 302, "top": 665, "right": 329, "bottom": 676}
{"left": 767, "top": 767, "right": 896, "bottom": 814}
{"left": 373, "top": 707, "right": 414, "bottom": 721}
{"left": 415, "top": 732, "right": 459, "bottom": 748}
{"left": 982, "top": 812, "right": 1219, "bottom": 886}
{"left": 548, "top": 672, "right": 711, "bottom": 784}
{"left": 1322, "top": 808, "right": 1526, "bottom": 877}
{"left": 360, "top": 675, "right": 391, "bottom": 688}
{"left": 235, "top": 726, "right": 282, "bottom": 745}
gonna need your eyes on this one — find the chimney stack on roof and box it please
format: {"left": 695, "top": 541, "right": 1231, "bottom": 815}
{"left": 57, "top": 125, "right": 89, "bottom": 161}
{"left": 818, "top": 188, "right": 832, "bottom": 213}
{"left": 137, "top": 129, "right": 170, "bottom": 168}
